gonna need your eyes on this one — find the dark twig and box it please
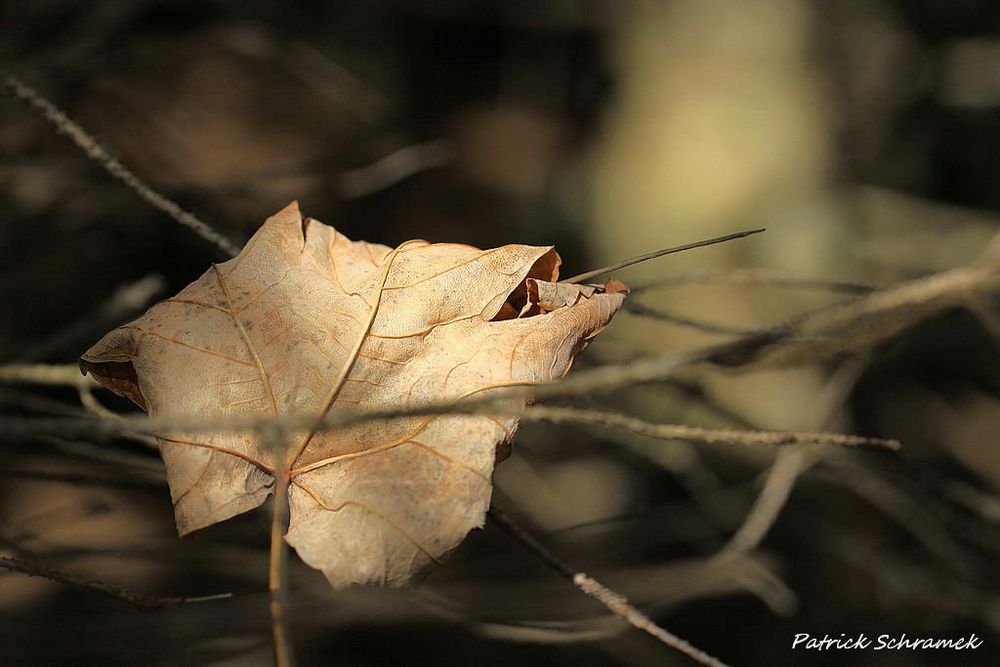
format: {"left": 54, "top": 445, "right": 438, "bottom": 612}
{"left": 18, "top": 274, "right": 166, "bottom": 362}
{"left": 631, "top": 268, "right": 878, "bottom": 295}
{"left": 624, "top": 300, "right": 766, "bottom": 336}
{"left": 488, "top": 506, "right": 729, "bottom": 667}
{"left": 521, "top": 405, "right": 900, "bottom": 450}
{"left": 563, "top": 228, "right": 765, "bottom": 284}
{"left": 0, "top": 386, "right": 901, "bottom": 452}
{"left": 337, "top": 141, "right": 453, "bottom": 199}
{"left": 2, "top": 73, "right": 240, "bottom": 257}
{"left": 5, "top": 236, "right": 996, "bottom": 437}
{"left": 715, "top": 358, "right": 871, "bottom": 558}
{"left": 0, "top": 555, "right": 231, "bottom": 609}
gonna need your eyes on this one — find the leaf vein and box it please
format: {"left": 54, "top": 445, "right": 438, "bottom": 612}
{"left": 120, "top": 325, "right": 253, "bottom": 366}
{"left": 291, "top": 481, "right": 440, "bottom": 563}
{"left": 213, "top": 265, "right": 278, "bottom": 415}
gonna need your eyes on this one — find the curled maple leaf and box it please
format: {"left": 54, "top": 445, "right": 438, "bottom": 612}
{"left": 80, "top": 203, "right": 626, "bottom": 588}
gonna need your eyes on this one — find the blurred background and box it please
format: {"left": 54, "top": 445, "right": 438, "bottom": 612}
{"left": 1, "top": 1, "right": 999, "bottom": 665}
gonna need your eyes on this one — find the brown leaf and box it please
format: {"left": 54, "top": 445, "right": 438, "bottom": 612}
{"left": 79, "top": 203, "right": 626, "bottom": 588}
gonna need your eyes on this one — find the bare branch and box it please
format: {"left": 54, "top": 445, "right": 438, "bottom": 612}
{"left": 471, "top": 552, "right": 798, "bottom": 644}
{"left": 488, "top": 507, "right": 729, "bottom": 667}
{"left": 6, "top": 238, "right": 993, "bottom": 436}
{"left": 721, "top": 447, "right": 814, "bottom": 555}
{"left": 573, "top": 574, "right": 729, "bottom": 667}
{"left": 564, "top": 228, "right": 765, "bottom": 284}
{"left": 625, "top": 300, "right": 768, "bottom": 336}
{"left": 0, "top": 390, "right": 900, "bottom": 454}
{"left": 632, "top": 268, "right": 878, "bottom": 295}
{"left": 0, "top": 363, "right": 97, "bottom": 388}
{"left": 19, "top": 274, "right": 166, "bottom": 362}
{"left": 0, "top": 554, "right": 231, "bottom": 609}
{"left": 715, "top": 358, "right": 873, "bottom": 557}
{"left": 520, "top": 405, "right": 900, "bottom": 450}
{"left": 337, "top": 141, "right": 453, "bottom": 199}
{"left": 2, "top": 73, "right": 239, "bottom": 257}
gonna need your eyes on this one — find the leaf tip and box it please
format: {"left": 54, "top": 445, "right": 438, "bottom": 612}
{"left": 265, "top": 201, "right": 303, "bottom": 233}
{"left": 603, "top": 277, "right": 630, "bottom": 295}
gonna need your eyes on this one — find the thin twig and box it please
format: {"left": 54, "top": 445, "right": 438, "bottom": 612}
{"left": 721, "top": 448, "right": 813, "bottom": 555}
{"left": 964, "top": 296, "right": 1000, "bottom": 346}
{"left": 0, "top": 555, "right": 231, "bottom": 608}
{"left": 18, "top": 274, "right": 166, "bottom": 362}
{"left": 573, "top": 574, "right": 730, "bottom": 666}
{"left": 625, "top": 300, "right": 768, "bottom": 336}
{"left": 631, "top": 268, "right": 878, "bottom": 295}
{"left": 0, "top": 363, "right": 97, "bottom": 388}
{"left": 832, "top": 534, "right": 1000, "bottom": 630}
{"left": 563, "top": 228, "right": 765, "bottom": 284}
{"left": 656, "top": 379, "right": 758, "bottom": 428}
{"left": 488, "top": 507, "right": 729, "bottom": 667}
{"left": 0, "top": 392, "right": 901, "bottom": 453}
{"left": 758, "top": 261, "right": 999, "bottom": 367}
{"left": 35, "top": 434, "right": 163, "bottom": 477}
{"left": 716, "top": 358, "right": 873, "bottom": 557}
{"left": 337, "top": 140, "right": 453, "bottom": 199}
{"left": 0, "top": 468, "right": 163, "bottom": 489}
{"left": 0, "top": 388, "right": 90, "bottom": 418}
{"left": 0, "top": 352, "right": 698, "bottom": 439}
{"left": 817, "top": 457, "right": 973, "bottom": 574}
{"left": 0, "top": 341, "right": 766, "bottom": 439}
{"left": 520, "top": 405, "right": 900, "bottom": 450}
{"left": 2, "top": 73, "right": 239, "bottom": 257}
{"left": 283, "top": 41, "right": 390, "bottom": 122}
{"left": 471, "top": 551, "right": 797, "bottom": 644}
{"left": 473, "top": 617, "right": 623, "bottom": 644}
{"left": 5, "top": 241, "right": 995, "bottom": 434}
{"left": 77, "top": 386, "right": 120, "bottom": 420}
{"left": 947, "top": 482, "right": 1000, "bottom": 523}
{"left": 75, "top": 385, "right": 159, "bottom": 449}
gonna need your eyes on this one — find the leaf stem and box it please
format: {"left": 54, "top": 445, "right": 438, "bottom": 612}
{"left": 269, "top": 469, "right": 293, "bottom": 667}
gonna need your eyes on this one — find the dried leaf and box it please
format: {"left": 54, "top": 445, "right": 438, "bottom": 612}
{"left": 80, "top": 203, "right": 626, "bottom": 588}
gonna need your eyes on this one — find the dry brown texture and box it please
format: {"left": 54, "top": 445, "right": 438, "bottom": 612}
{"left": 79, "top": 203, "right": 626, "bottom": 588}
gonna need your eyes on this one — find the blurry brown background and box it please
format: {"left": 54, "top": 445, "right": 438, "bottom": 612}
{"left": 2, "top": 1, "right": 999, "bottom": 665}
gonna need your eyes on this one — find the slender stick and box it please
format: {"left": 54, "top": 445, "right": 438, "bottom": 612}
{"left": 489, "top": 506, "right": 729, "bottom": 667}
{"left": 0, "top": 363, "right": 97, "bottom": 387}
{"left": 630, "top": 268, "right": 876, "bottom": 295}
{"left": 2, "top": 73, "right": 240, "bottom": 257}
{"left": 0, "top": 363, "right": 905, "bottom": 455}
{"left": 563, "top": 228, "right": 765, "bottom": 284}
{"left": 715, "top": 357, "right": 872, "bottom": 558}
{"left": 624, "top": 300, "right": 765, "bottom": 336}
{"left": 337, "top": 140, "right": 453, "bottom": 199}
{"left": 519, "top": 405, "right": 900, "bottom": 451}
{"left": 0, "top": 555, "right": 231, "bottom": 609}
